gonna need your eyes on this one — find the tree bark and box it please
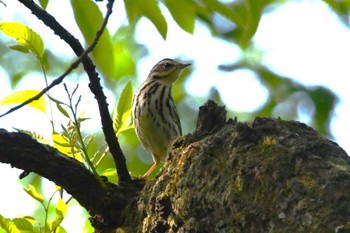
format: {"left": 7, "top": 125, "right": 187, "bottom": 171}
{"left": 119, "top": 100, "right": 350, "bottom": 233}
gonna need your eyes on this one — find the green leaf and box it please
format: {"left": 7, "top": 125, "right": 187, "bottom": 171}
{"left": 54, "top": 226, "right": 67, "bottom": 233}
{"left": 113, "top": 41, "right": 136, "bottom": 80}
{"left": 51, "top": 198, "right": 67, "bottom": 231}
{"left": 309, "top": 87, "right": 337, "bottom": 136}
{"left": 56, "top": 102, "right": 70, "bottom": 118}
{"left": 237, "top": 0, "right": 265, "bottom": 47}
{"left": 39, "top": 0, "right": 49, "bottom": 9}
{"left": 9, "top": 44, "right": 30, "bottom": 53}
{"left": 0, "top": 90, "right": 46, "bottom": 113}
{"left": 0, "top": 215, "right": 20, "bottom": 233}
{"left": 164, "top": 0, "right": 196, "bottom": 33}
{"left": 0, "top": 22, "right": 44, "bottom": 58}
{"left": 23, "top": 185, "right": 44, "bottom": 204}
{"left": 124, "top": 0, "right": 167, "bottom": 39}
{"left": 70, "top": 0, "right": 115, "bottom": 79}
{"left": 101, "top": 168, "right": 117, "bottom": 178}
{"left": 12, "top": 218, "right": 34, "bottom": 232}
{"left": 113, "top": 81, "right": 133, "bottom": 136}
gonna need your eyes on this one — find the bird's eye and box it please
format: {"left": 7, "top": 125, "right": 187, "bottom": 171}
{"left": 163, "top": 62, "right": 173, "bottom": 69}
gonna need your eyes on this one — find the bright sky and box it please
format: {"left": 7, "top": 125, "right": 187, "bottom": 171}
{"left": 0, "top": 0, "right": 350, "bottom": 232}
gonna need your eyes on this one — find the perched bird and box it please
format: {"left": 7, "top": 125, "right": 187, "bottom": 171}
{"left": 132, "top": 58, "right": 190, "bottom": 178}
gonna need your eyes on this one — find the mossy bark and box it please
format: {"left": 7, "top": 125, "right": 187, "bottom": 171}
{"left": 119, "top": 100, "right": 350, "bottom": 233}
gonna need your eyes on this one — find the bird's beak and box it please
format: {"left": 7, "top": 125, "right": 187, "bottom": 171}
{"left": 180, "top": 63, "right": 191, "bottom": 69}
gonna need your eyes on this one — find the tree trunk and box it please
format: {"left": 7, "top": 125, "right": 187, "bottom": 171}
{"left": 119, "top": 100, "right": 350, "bottom": 233}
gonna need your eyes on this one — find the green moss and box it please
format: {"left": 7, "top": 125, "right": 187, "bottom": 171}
{"left": 299, "top": 176, "right": 316, "bottom": 188}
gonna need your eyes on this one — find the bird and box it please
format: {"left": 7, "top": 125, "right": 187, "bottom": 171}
{"left": 132, "top": 58, "right": 190, "bottom": 178}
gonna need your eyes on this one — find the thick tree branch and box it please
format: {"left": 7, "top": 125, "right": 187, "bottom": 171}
{"left": 0, "top": 129, "right": 104, "bottom": 213}
{"left": 17, "top": 0, "right": 131, "bottom": 183}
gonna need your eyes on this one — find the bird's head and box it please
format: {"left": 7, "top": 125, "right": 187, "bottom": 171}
{"left": 148, "top": 58, "right": 191, "bottom": 85}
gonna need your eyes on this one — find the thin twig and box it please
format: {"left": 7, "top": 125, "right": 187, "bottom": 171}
{"left": 0, "top": 46, "right": 91, "bottom": 118}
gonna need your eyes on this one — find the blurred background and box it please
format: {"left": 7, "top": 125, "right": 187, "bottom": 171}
{"left": 1, "top": 0, "right": 350, "bottom": 232}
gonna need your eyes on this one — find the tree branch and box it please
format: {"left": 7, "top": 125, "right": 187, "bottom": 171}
{"left": 0, "top": 129, "right": 104, "bottom": 213}
{"left": 16, "top": 0, "right": 131, "bottom": 183}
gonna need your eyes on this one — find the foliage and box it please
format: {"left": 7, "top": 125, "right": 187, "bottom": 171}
{"left": 0, "top": 185, "right": 67, "bottom": 233}
{"left": 0, "top": 90, "right": 46, "bottom": 113}
{"left": 0, "top": 22, "right": 44, "bottom": 59}
{"left": 0, "top": 20, "right": 133, "bottom": 231}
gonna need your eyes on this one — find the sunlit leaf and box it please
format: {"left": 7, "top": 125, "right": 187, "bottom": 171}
{"left": 53, "top": 132, "right": 84, "bottom": 162}
{"left": 54, "top": 226, "right": 67, "bottom": 233}
{"left": 23, "top": 185, "right": 44, "bottom": 204}
{"left": 0, "top": 215, "right": 20, "bottom": 233}
{"left": 51, "top": 198, "right": 67, "bottom": 231}
{"left": 0, "top": 90, "right": 46, "bottom": 113}
{"left": 101, "top": 168, "right": 117, "bottom": 178}
{"left": 113, "top": 81, "right": 134, "bottom": 136}
{"left": 164, "top": 0, "right": 196, "bottom": 33}
{"left": 0, "top": 22, "right": 44, "bottom": 58}
{"left": 70, "top": 0, "right": 115, "bottom": 78}
{"left": 124, "top": 0, "right": 167, "bottom": 39}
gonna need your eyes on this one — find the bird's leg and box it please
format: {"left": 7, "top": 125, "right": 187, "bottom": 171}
{"left": 142, "top": 160, "right": 160, "bottom": 178}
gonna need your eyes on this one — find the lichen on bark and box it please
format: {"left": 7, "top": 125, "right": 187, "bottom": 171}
{"left": 119, "top": 100, "right": 350, "bottom": 233}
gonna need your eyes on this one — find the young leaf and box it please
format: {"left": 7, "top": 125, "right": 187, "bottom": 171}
{"left": 124, "top": 0, "right": 167, "bottom": 39}
{"left": 113, "top": 81, "right": 133, "bottom": 136}
{"left": 0, "top": 22, "right": 44, "bottom": 58}
{"left": 51, "top": 198, "right": 67, "bottom": 231}
{"left": 52, "top": 132, "right": 84, "bottom": 162}
{"left": 0, "top": 90, "right": 46, "bottom": 113}
{"left": 0, "top": 215, "right": 20, "bottom": 233}
{"left": 23, "top": 185, "right": 44, "bottom": 204}
{"left": 56, "top": 102, "right": 70, "bottom": 118}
